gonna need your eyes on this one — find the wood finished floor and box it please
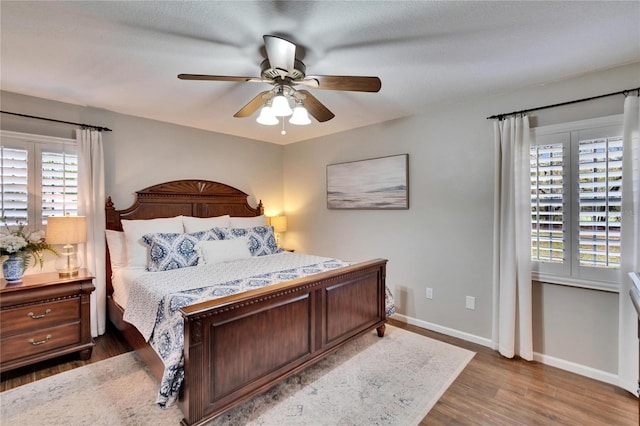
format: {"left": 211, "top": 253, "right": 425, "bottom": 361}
{"left": 1, "top": 319, "right": 637, "bottom": 425}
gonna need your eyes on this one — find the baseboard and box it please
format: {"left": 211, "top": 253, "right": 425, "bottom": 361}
{"left": 532, "top": 352, "right": 620, "bottom": 387}
{"left": 391, "top": 313, "right": 494, "bottom": 349}
{"left": 391, "top": 313, "right": 625, "bottom": 389}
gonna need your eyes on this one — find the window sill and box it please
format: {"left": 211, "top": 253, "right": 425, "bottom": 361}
{"left": 532, "top": 272, "right": 619, "bottom": 293}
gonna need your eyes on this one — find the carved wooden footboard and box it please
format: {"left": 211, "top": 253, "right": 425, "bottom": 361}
{"left": 105, "top": 180, "right": 387, "bottom": 425}
{"left": 179, "top": 258, "right": 387, "bottom": 425}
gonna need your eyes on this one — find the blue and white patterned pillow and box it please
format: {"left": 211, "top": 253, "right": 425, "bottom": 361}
{"left": 194, "top": 227, "right": 230, "bottom": 242}
{"left": 228, "top": 226, "right": 283, "bottom": 256}
{"left": 142, "top": 228, "right": 230, "bottom": 272}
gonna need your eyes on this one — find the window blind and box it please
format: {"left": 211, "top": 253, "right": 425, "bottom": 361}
{"left": 577, "top": 136, "right": 622, "bottom": 268}
{"left": 0, "top": 146, "right": 29, "bottom": 225}
{"left": 531, "top": 143, "right": 564, "bottom": 264}
{"left": 41, "top": 150, "right": 79, "bottom": 221}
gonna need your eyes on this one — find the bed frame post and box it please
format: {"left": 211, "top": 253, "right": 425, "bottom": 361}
{"left": 180, "top": 319, "right": 204, "bottom": 425}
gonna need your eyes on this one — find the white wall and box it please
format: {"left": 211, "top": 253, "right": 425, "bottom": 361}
{"left": 282, "top": 62, "right": 640, "bottom": 376}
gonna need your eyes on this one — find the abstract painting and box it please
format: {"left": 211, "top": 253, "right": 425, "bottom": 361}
{"left": 327, "top": 154, "right": 409, "bottom": 209}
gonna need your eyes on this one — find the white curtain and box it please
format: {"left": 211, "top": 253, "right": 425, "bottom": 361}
{"left": 76, "top": 129, "right": 106, "bottom": 337}
{"left": 619, "top": 94, "right": 640, "bottom": 394}
{"left": 493, "top": 115, "right": 533, "bottom": 360}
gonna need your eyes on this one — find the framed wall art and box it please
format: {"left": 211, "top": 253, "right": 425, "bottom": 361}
{"left": 327, "top": 154, "right": 409, "bottom": 209}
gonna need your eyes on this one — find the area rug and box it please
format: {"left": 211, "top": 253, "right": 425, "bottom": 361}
{"left": 0, "top": 325, "right": 474, "bottom": 425}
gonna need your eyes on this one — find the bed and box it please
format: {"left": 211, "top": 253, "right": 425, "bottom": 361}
{"left": 105, "top": 179, "right": 389, "bottom": 425}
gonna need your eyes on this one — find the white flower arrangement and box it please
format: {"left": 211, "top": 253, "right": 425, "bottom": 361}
{"left": 0, "top": 222, "right": 56, "bottom": 269}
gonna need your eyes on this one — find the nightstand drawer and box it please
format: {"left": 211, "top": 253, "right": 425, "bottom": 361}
{"left": 0, "top": 297, "right": 80, "bottom": 337}
{"left": 1, "top": 270, "right": 95, "bottom": 372}
{"left": 0, "top": 322, "right": 81, "bottom": 362}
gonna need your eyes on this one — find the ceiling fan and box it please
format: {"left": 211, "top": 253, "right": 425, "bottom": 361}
{"left": 178, "top": 35, "right": 382, "bottom": 124}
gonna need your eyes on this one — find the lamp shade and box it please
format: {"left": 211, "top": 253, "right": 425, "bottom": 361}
{"left": 271, "top": 94, "right": 293, "bottom": 117}
{"left": 270, "top": 215, "right": 287, "bottom": 233}
{"left": 46, "top": 215, "right": 87, "bottom": 245}
{"left": 289, "top": 104, "right": 311, "bottom": 125}
{"left": 256, "top": 105, "right": 278, "bottom": 125}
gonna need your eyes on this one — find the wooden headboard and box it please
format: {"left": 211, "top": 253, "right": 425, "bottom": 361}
{"left": 105, "top": 179, "right": 264, "bottom": 294}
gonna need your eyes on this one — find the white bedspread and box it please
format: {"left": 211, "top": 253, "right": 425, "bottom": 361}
{"left": 123, "top": 252, "right": 345, "bottom": 342}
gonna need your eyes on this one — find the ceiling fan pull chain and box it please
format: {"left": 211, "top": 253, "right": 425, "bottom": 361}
{"left": 281, "top": 118, "right": 286, "bottom": 135}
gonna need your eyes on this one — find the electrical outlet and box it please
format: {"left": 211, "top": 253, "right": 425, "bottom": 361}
{"left": 426, "top": 287, "right": 433, "bottom": 299}
{"left": 465, "top": 296, "right": 475, "bottom": 310}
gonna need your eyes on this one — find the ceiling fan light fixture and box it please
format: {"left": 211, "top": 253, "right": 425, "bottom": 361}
{"left": 272, "top": 93, "right": 293, "bottom": 117}
{"left": 289, "top": 104, "right": 311, "bottom": 125}
{"left": 256, "top": 104, "right": 278, "bottom": 125}
{"left": 180, "top": 35, "right": 380, "bottom": 127}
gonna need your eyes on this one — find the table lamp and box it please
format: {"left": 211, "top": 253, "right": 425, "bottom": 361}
{"left": 269, "top": 215, "right": 287, "bottom": 247}
{"left": 46, "top": 214, "right": 87, "bottom": 277}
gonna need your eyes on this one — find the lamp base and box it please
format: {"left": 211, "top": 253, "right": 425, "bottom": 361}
{"left": 55, "top": 244, "right": 82, "bottom": 279}
{"left": 58, "top": 269, "right": 80, "bottom": 278}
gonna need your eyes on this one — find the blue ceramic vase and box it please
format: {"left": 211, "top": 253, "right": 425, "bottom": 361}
{"left": 3, "top": 254, "right": 24, "bottom": 283}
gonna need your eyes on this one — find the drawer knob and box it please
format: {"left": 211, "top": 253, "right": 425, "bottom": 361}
{"left": 28, "top": 335, "right": 52, "bottom": 346}
{"left": 27, "top": 309, "right": 52, "bottom": 319}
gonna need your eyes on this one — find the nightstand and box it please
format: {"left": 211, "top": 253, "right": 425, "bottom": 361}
{"left": 0, "top": 269, "right": 95, "bottom": 372}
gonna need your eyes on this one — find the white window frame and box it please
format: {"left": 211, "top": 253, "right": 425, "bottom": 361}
{"left": 531, "top": 115, "right": 623, "bottom": 293}
{"left": 1, "top": 130, "right": 77, "bottom": 227}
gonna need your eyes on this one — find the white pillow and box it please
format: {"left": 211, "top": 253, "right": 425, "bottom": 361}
{"left": 229, "top": 215, "right": 266, "bottom": 228}
{"left": 105, "top": 230, "right": 127, "bottom": 269}
{"left": 121, "top": 216, "right": 184, "bottom": 267}
{"left": 196, "top": 237, "right": 252, "bottom": 265}
{"left": 182, "top": 215, "right": 231, "bottom": 233}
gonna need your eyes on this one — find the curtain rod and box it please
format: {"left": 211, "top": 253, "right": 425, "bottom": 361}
{"left": 486, "top": 86, "right": 640, "bottom": 120}
{"left": 0, "top": 110, "right": 112, "bottom": 132}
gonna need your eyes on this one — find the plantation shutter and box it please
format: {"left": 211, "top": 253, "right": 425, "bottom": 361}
{"left": 0, "top": 146, "right": 29, "bottom": 225}
{"left": 530, "top": 143, "right": 565, "bottom": 264}
{"left": 530, "top": 117, "right": 622, "bottom": 290}
{"left": 41, "top": 150, "right": 79, "bottom": 222}
{"left": 577, "top": 136, "right": 623, "bottom": 269}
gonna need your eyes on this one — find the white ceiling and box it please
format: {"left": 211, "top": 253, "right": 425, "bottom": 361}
{"left": 1, "top": 1, "right": 639, "bottom": 145}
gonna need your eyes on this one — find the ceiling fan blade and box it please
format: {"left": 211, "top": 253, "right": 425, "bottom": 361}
{"left": 263, "top": 35, "right": 296, "bottom": 78}
{"left": 298, "top": 90, "right": 335, "bottom": 122}
{"left": 178, "top": 74, "right": 259, "bottom": 82}
{"left": 233, "top": 91, "right": 272, "bottom": 118}
{"left": 301, "top": 75, "right": 381, "bottom": 92}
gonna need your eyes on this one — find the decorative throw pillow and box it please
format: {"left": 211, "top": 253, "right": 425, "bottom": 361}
{"left": 228, "top": 226, "right": 282, "bottom": 256}
{"left": 196, "top": 237, "right": 252, "bottom": 265}
{"left": 195, "top": 227, "right": 231, "bottom": 241}
{"left": 142, "top": 228, "right": 230, "bottom": 272}
{"left": 143, "top": 233, "right": 199, "bottom": 272}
